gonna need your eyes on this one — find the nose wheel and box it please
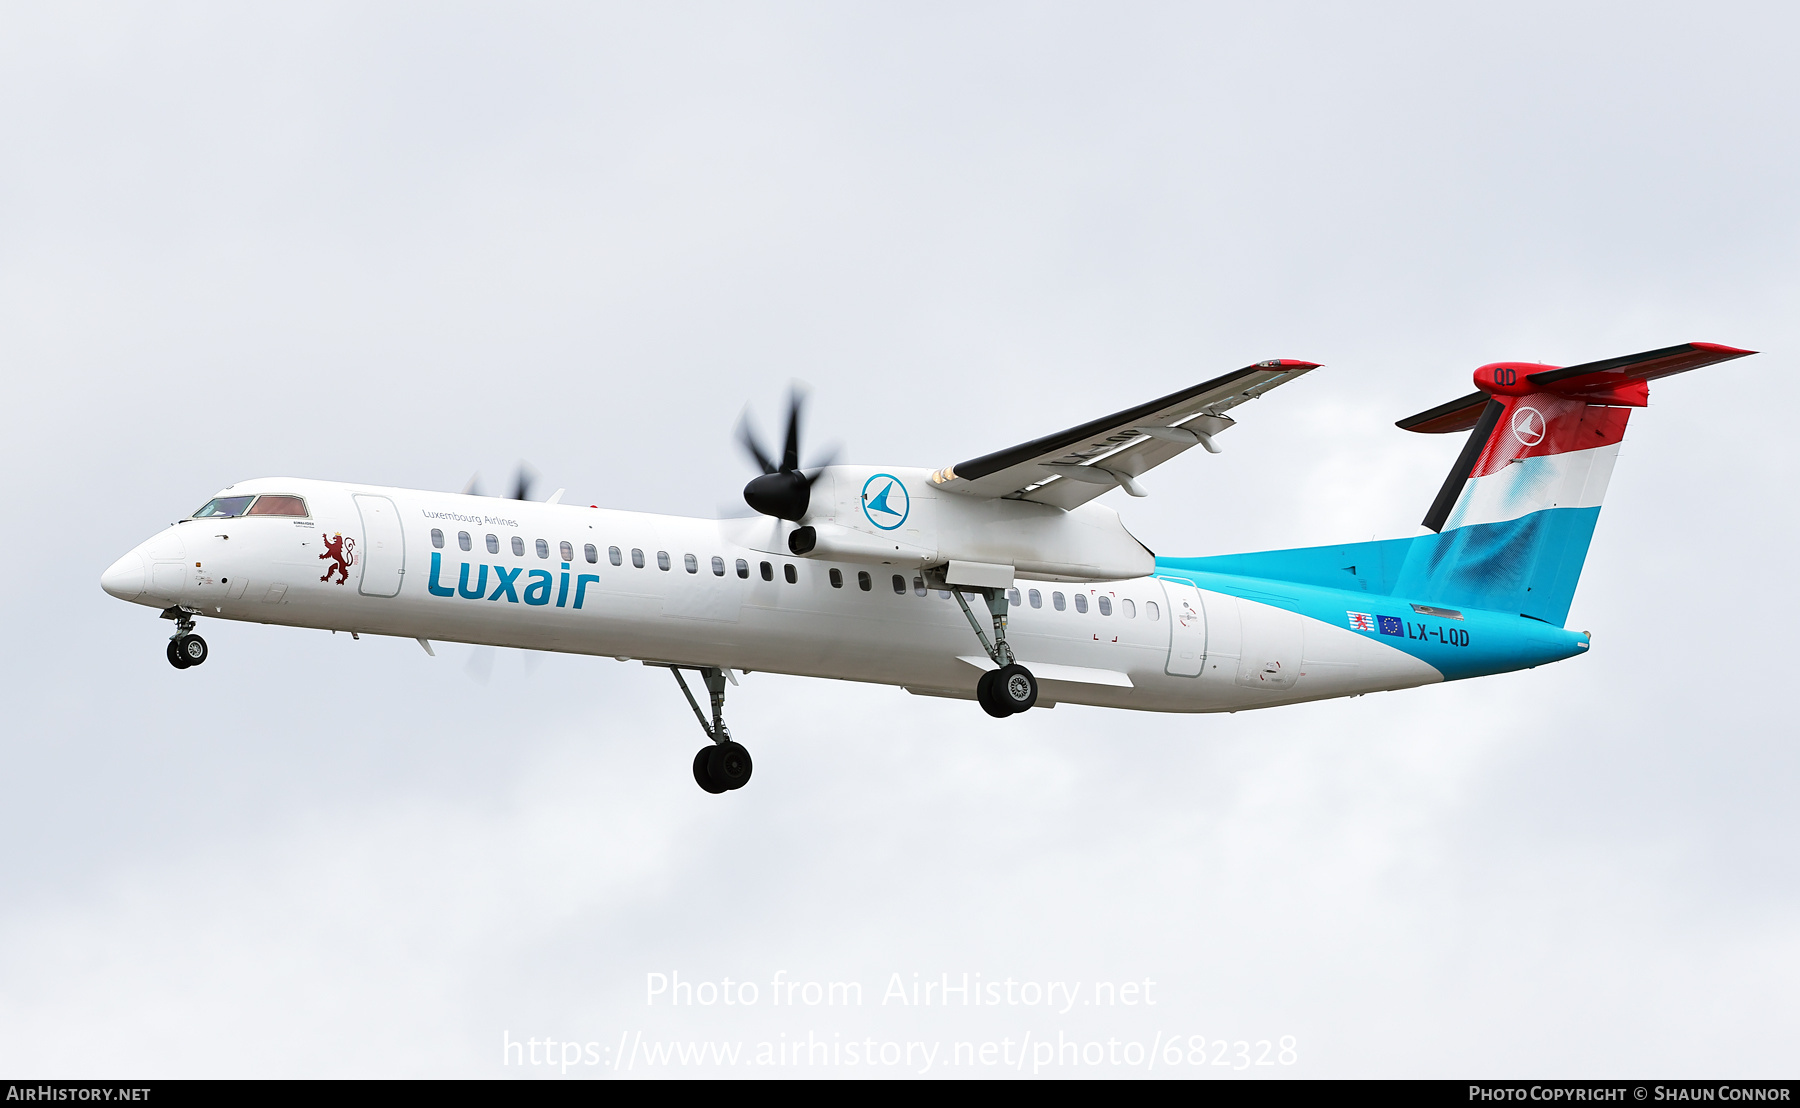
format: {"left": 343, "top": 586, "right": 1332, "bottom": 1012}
{"left": 161, "top": 607, "right": 208, "bottom": 669}
{"left": 166, "top": 635, "right": 208, "bottom": 669}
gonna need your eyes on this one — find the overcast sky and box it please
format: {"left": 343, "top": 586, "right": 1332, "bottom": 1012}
{"left": 2, "top": 1, "right": 1796, "bottom": 1078}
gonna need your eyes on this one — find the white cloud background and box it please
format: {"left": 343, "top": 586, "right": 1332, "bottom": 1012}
{"left": 1, "top": 0, "right": 1795, "bottom": 1078}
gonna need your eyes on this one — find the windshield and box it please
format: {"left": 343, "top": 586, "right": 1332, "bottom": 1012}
{"left": 193, "top": 496, "right": 255, "bottom": 518}
{"left": 247, "top": 495, "right": 308, "bottom": 517}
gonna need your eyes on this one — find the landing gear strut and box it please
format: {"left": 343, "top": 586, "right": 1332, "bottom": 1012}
{"left": 162, "top": 607, "right": 208, "bottom": 670}
{"left": 950, "top": 585, "right": 1038, "bottom": 717}
{"left": 665, "top": 665, "right": 752, "bottom": 794}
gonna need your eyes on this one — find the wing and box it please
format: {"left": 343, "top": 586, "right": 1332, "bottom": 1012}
{"left": 927, "top": 359, "right": 1320, "bottom": 508}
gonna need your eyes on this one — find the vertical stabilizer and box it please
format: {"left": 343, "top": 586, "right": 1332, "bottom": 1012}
{"left": 1392, "top": 342, "right": 1753, "bottom": 624}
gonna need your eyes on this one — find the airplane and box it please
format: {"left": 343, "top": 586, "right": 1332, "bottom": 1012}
{"left": 100, "top": 341, "right": 1754, "bottom": 794}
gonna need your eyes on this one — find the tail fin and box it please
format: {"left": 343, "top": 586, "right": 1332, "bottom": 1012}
{"left": 1393, "top": 341, "right": 1754, "bottom": 624}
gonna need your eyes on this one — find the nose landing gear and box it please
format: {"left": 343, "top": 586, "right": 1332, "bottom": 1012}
{"left": 660, "top": 664, "right": 752, "bottom": 794}
{"left": 161, "top": 607, "right": 208, "bottom": 669}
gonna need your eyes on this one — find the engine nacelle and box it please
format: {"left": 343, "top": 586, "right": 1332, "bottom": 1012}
{"left": 769, "top": 466, "right": 1154, "bottom": 583}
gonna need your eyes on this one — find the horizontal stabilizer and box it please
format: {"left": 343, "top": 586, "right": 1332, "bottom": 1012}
{"left": 1396, "top": 390, "right": 1490, "bottom": 435}
{"left": 1398, "top": 342, "right": 1756, "bottom": 433}
{"left": 1526, "top": 341, "right": 1755, "bottom": 391}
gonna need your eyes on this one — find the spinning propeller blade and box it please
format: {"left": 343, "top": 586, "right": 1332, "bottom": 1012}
{"left": 739, "top": 388, "right": 838, "bottom": 522}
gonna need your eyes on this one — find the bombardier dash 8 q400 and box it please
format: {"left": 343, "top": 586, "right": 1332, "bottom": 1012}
{"left": 102, "top": 342, "right": 1753, "bottom": 793}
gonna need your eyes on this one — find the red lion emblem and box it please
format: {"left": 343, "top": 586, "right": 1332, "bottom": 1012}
{"left": 320, "top": 532, "right": 356, "bottom": 585}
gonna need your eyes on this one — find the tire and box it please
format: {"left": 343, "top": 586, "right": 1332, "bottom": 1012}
{"left": 976, "top": 669, "right": 1011, "bottom": 718}
{"left": 166, "top": 640, "right": 191, "bottom": 669}
{"left": 177, "top": 634, "right": 208, "bottom": 667}
{"left": 993, "top": 663, "right": 1037, "bottom": 714}
{"left": 693, "top": 747, "right": 728, "bottom": 794}
{"left": 707, "top": 741, "right": 753, "bottom": 790}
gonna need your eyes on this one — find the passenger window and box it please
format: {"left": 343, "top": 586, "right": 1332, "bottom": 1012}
{"left": 784, "top": 564, "right": 797, "bottom": 584}
{"left": 684, "top": 553, "right": 698, "bottom": 574}
{"left": 610, "top": 546, "right": 623, "bottom": 566}
{"left": 1121, "top": 598, "right": 1136, "bottom": 618}
{"left": 829, "top": 568, "right": 843, "bottom": 588}
{"left": 892, "top": 574, "right": 906, "bottom": 595}
{"left": 1098, "top": 596, "right": 1112, "bottom": 616}
{"left": 512, "top": 536, "right": 525, "bottom": 557}
{"left": 1074, "top": 594, "right": 1089, "bottom": 614}
{"left": 858, "top": 571, "right": 872, "bottom": 592}
{"left": 486, "top": 534, "right": 500, "bottom": 554}
{"left": 247, "top": 494, "right": 308, "bottom": 517}
{"left": 536, "top": 538, "right": 550, "bottom": 559}
{"left": 459, "top": 531, "right": 472, "bottom": 552}
{"left": 1029, "top": 589, "right": 1042, "bottom": 609}
{"left": 560, "top": 541, "right": 574, "bottom": 562}
{"left": 430, "top": 528, "right": 444, "bottom": 549}
{"left": 1007, "top": 588, "right": 1022, "bottom": 607}
{"left": 913, "top": 577, "right": 926, "bottom": 597}
{"left": 1146, "top": 601, "right": 1160, "bottom": 620}
{"left": 657, "top": 550, "right": 671, "bottom": 571}
{"left": 193, "top": 496, "right": 255, "bottom": 518}
{"left": 584, "top": 544, "right": 598, "bottom": 564}
{"left": 1053, "top": 592, "right": 1067, "bottom": 611}
{"left": 712, "top": 556, "right": 725, "bottom": 577}
{"left": 760, "top": 561, "right": 773, "bottom": 581}
{"left": 736, "top": 558, "right": 749, "bottom": 579}
{"left": 937, "top": 589, "right": 950, "bottom": 599}
{"left": 631, "top": 548, "right": 645, "bottom": 568}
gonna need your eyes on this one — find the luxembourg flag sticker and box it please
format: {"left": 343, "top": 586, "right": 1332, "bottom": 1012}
{"left": 1347, "top": 611, "right": 1375, "bottom": 632}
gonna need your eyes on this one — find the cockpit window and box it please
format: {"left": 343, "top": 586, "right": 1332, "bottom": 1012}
{"left": 247, "top": 495, "right": 309, "bottom": 517}
{"left": 193, "top": 496, "right": 255, "bottom": 518}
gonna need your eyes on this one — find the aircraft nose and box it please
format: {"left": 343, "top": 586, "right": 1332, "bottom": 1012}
{"left": 101, "top": 550, "right": 147, "bottom": 602}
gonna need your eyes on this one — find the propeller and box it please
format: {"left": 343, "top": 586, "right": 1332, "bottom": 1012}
{"left": 738, "top": 390, "right": 836, "bottom": 522}
{"left": 460, "top": 462, "right": 538, "bottom": 501}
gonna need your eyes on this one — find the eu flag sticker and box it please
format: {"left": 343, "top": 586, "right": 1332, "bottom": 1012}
{"left": 1378, "top": 615, "right": 1404, "bottom": 637}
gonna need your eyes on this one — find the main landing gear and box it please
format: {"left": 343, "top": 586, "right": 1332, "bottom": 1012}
{"left": 948, "top": 585, "right": 1039, "bottom": 718}
{"left": 664, "top": 665, "right": 753, "bottom": 794}
{"left": 162, "top": 607, "right": 208, "bottom": 670}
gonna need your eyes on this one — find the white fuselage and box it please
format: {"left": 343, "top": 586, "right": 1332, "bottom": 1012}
{"left": 103, "top": 477, "right": 1442, "bottom": 712}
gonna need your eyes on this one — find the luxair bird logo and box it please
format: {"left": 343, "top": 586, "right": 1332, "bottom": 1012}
{"left": 319, "top": 532, "right": 356, "bottom": 585}
{"left": 1512, "top": 406, "right": 1548, "bottom": 447}
{"left": 860, "top": 473, "right": 911, "bottom": 531}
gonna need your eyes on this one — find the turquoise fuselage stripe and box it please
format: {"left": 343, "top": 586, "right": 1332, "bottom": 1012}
{"left": 1152, "top": 565, "right": 1590, "bottom": 682}
{"left": 1155, "top": 505, "right": 1600, "bottom": 681}
{"left": 1160, "top": 505, "right": 1602, "bottom": 625}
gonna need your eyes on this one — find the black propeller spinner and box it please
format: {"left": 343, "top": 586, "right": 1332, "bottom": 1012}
{"left": 740, "top": 391, "right": 833, "bottom": 522}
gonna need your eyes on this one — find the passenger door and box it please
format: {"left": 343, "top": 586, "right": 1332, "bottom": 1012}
{"left": 354, "top": 494, "right": 405, "bottom": 598}
{"left": 1159, "top": 579, "right": 1208, "bottom": 677}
